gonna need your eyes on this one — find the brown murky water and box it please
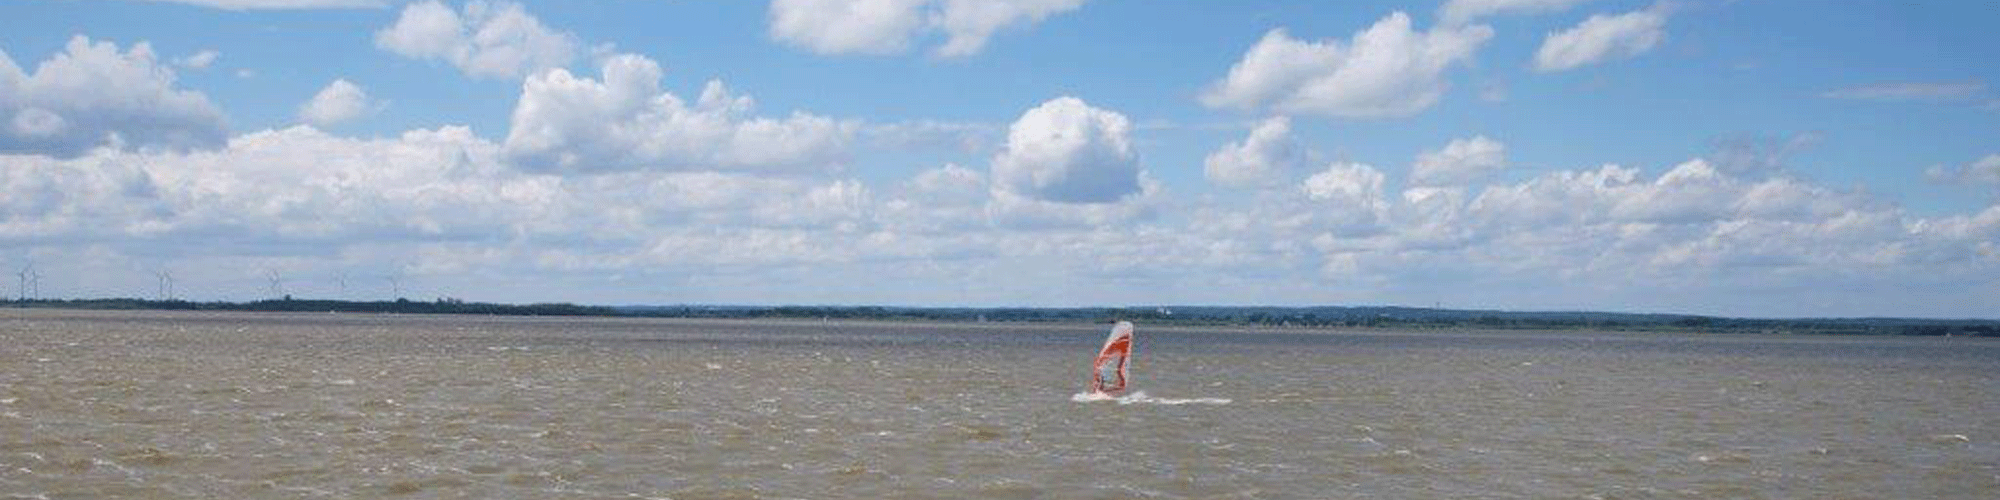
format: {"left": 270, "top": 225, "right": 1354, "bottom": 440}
{"left": 2, "top": 309, "right": 1995, "bottom": 499}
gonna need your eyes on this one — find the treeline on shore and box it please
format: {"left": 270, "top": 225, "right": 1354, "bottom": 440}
{"left": 628, "top": 304, "right": 2000, "bottom": 336}
{"left": 5, "top": 298, "right": 1998, "bottom": 337}
{"left": 2, "top": 297, "right": 617, "bottom": 317}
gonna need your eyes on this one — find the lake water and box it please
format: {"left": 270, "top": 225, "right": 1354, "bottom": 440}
{"left": 2, "top": 309, "right": 1995, "bottom": 499}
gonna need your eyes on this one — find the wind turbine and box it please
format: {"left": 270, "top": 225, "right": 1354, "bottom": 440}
{"left": 16, "top": 262, "right": 36, "bottom": 301}
{"left": 154, "top": 269, "right": 176, "bottom": 301}
{"left": 266, "top": 269, "right": 285, "bottom": 299}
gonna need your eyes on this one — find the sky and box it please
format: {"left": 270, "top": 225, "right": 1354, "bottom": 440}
{"left": 1, "top": 0, "right": 1997, "bottom": 318}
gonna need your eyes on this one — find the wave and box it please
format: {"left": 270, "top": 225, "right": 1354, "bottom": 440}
{"left": 1070, "top": 390, "right": 1231, "bottom": 405}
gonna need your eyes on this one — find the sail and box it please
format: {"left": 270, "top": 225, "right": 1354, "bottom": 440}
{"left": 1091, "top": 321, "right": 1134, "bottom": 395}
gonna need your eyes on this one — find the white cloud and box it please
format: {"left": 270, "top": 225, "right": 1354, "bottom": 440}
{"left": 989, "top": 96, "right": 1141, "bottom": 204}
{"left": 930, "top": 0, "right": 1089, "bottom": 57}
{"left": 375, "top": 0, "right": 579, "bottom": 80}
{"left": 172, "top": 49, "right": 219, "bottom": 70}
{"left": 879, "top": 159, "right": 1162, "bottom": 232}
{"left": 1927, "top": 154, "right": 2000, "bottom": 186}
{"left": 298, "top": 79, "right": 382, "bottom": 127}
{"left": 1820, "top": 81, "right": 1987, "bottom": 101}
{"left": 1201, "top": 13, "right": 1493, "bottom": 119}
{"left": 1204, "top": 116, "right": 1306, "bottom": 189}
{"left": 1461, "top": 159, "right": 1879, "bottom": 231}
{"left": 0, "top": 153, "right": 170, "bottom": 239}
{"left": 0, "top": 36, "right": 227, "bottom": 158}
{"left": 2, "top": 126, "right": 498, "bottom": 245}
{"left": 769, "top": 0, "right": 930, "bottom": 55}
{"left": 985, "top": 179, "right": 1161, "bottom": 229}
{"left": 1439, "top": 0, "right": 1594, "bottom": 26}
{"left": 880, "top": 163, "right": 988, "bottom": 233}
{"left": 1608, "top": 159, "right": 1742, "bottom": 224}
{"left": 1464, "top": 163, "right": 1637, "bottom": 229}
{"left": 502, "top": 53, "right": 858, "bottom": 174}
{"left": 768, "top": 0, "right": 1086, "bottom": 58}
{"left": 1411, "top": 135, "right": 1506, "bottom": 186}
{"left": 1533, "top": 2, "right": 1671, "bottom": 72}
{"left": 1301, "top": 161, "right": 1389, "bottom": 236}
{"left": 133, "top": 0, "right": 385, "bottom": 9}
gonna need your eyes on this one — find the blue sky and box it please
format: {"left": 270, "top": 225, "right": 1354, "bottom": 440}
{"left": 2, "top": 0, "right": 1997, "bottom": 317}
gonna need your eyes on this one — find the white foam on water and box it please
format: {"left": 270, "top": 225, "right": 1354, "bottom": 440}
{"left": 1070, "top": 390, "right": 1231, "bottom": 405}
{"left": 1071, "top": 391, "right": 1118, "bottom": 402}
{"left": 1927, "top": 434, "right": 1971, "bottom": 444}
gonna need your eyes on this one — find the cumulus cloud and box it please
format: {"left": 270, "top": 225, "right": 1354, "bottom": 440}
{"left": 374, "top": 0, "right": 579, "bottom": 80}
{"left": 298, "top": 79, "right": 382, "bottom": 127}
{"left": 0, "top": 153, "right": 170, "bottom": 240}
{"left": 769, "top": 0, "right": 928, "bottom": 55}
{"left": 880, "top": 163, "right": 988, "bottom": 233}
{"left": 1204, "top": 116, "right": 1306, "bottom": 189}
{"left": 985, "top": 181, "right": 1161, "bottom": 229}
{"left": 877, "top": 159, "right": 1161, "bottom": 232}
{"left": 1439, "top": 0, "right": 1594, "bottom": 26}
{"left": 1927, "top": 154, "right": 2000, "bottom": 186}
{"left": 1533, "top": 2, "right": 1671, "bottom": 72}
{"left": 0, "top": 36, "right": 228, "bottom": 158}
{"left": 769, "top": 0, "right": 1087, "bottom": 58}
{"left": 1411, "top": 135, "right": 1506, "bottom": 186}
{"left": 1463, "top": 159, "right": 1882, "bottom": 230}
{"left": 1201, "top": 13, "right": 1493, "bottom": 119}
{"left": 989, "top": 96, "right": 1141, "bottom": 204}
{"left": 1301, "top": 162, "right": 1389, "bottom": 236}
{"left": 502, "top": 53, "right": 858, "bottom": 174}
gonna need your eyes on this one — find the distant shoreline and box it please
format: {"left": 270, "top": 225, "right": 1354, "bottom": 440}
{"left": 5, "top": 297, "right": 1997, "bottom": 337}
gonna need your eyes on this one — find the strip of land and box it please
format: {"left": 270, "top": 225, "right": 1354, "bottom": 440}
{"left": 5, "top": 297, "right": 1996, "bottom": 337}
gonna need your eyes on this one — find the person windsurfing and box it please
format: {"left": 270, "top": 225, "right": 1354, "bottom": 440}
{"left": 1090, "top": 321, "right": 1134, "bottom": 396}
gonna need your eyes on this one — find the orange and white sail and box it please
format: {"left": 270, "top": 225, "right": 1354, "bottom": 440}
{"left": 1090, "top": 321, "right": 1134, "bottom": 395}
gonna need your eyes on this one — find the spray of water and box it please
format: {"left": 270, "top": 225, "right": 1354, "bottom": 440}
{"left": 1071, "top": 390, "right": 1231, "bottom": 405}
